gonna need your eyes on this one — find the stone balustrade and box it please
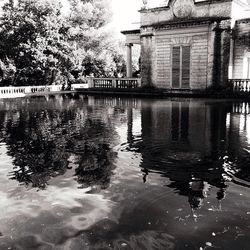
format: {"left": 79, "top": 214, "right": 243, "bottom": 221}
{"left": 229, "top": 79, "right": 250, "bottom": 92}
{"left": 0, "top": 84, "right": 88, "bottom": 98}
{"left": 0, "top": 78, "right": 141, "bottom": 98}
{"left": 0, "top": 86, "right": 26, "bottom": 98}
{"left": 87, "top": 77, "right": 142, "bottom": 89}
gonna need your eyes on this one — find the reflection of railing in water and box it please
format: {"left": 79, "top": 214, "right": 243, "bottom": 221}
{"left": 229, "top": 79, "right": 250, "bottom": 92}
{"left": 89, "top": 96, "right": 140, "bottom": 109}
{"left": 88, "top": 77, "right": 142, "bottom": 89}
{"left": 232, "top": 103, "right": 250, "bottom": 114}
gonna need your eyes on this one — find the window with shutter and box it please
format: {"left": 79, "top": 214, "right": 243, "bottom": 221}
{"left": 172, "top": 45, "right": 190, "bottom": 89}
{"left": 181, "top": 46, "right": 190, "bottom": 89}
{"left": 172, "top": 46, "right": 181, "bottom": 88}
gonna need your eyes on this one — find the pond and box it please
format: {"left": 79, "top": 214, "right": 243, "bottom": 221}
{"left": 0, "top": 95, "right": 250, "bottom": 250}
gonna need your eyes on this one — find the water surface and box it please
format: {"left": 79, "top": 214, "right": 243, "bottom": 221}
{"left": 0, "top": 95, "right": 249, "bottom": 250}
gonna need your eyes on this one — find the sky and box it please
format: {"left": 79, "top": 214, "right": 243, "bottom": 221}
{"left": 111, "top": 0, "right": 141, "bottom": 31}
{"left": 111, "top": 0, "right": 163, "bottom": 31}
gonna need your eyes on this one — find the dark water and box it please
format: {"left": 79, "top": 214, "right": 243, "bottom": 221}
{"left": 0, "top": 95, "right": 250, "bottom": 250}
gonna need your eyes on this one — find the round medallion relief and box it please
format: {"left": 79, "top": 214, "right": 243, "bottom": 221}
{"left": 172, "top": 0, "right": 194, "bottom": 18}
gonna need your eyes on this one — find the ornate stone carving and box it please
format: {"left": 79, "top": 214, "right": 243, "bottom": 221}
{"left": 172, "top": 0, "right": 194, "bottom": 18}
{"left": 171, "top": 36, "right": 192, "bottom": 45}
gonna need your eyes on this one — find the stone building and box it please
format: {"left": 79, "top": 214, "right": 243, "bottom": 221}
{"left": 122, "top": 0, "right": 250, "bottom": 91}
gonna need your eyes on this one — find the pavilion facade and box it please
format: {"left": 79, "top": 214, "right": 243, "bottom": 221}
{"left": 122, "top": 0, "right": 250, "bottom": 91}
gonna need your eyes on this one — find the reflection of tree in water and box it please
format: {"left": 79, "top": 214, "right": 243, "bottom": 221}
{"left": 75, "top": 142, "right": 116, "bottom": 190}
{"left": 69, "top": 118, "right": 117, "bottom": 190}
{"left": 0, "top": 97, "right": 117, "bottom": 190}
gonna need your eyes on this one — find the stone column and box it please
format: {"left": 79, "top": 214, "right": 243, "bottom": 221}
{"left": 228, "top": 35, "right": 235, "bottom": 79}
{"left": 212, "top": 22, "right": 223, "bottom": 88}
{"left": 126, "top": 43, "right": 133, "bottom": 77}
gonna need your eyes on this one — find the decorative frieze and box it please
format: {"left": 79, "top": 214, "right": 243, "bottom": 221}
{"left": 171, "top": 36, "right": 192, "bottom": 45}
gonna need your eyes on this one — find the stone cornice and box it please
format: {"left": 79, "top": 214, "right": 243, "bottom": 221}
{"left": 139, "top": 0, "right": 233, "bottom": 13}
{"left": 139, "top": 6, "right": 170, "bottom": 13}
{"left": 194, "top": 0, "right": 232, "bottom": 6}
{"left": 121, "top": 29, "right": 141, "bottom": 35}
{"left": 233, "top": 0, "right": 250, "bottom": 8}
{"left": 141, "top": 17, "right": 231, "bottom": 30}
{"left": 236, "top": 18, "right": 250, "bottom": 24}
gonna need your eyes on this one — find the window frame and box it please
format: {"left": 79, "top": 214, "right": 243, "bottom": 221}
{"left": 170, "top": 44, "right": 191, "bottom": 89}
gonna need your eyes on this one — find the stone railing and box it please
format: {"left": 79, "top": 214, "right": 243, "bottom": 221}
{"left": 0, "top": 86, "right": 27, "bottom": 98}
{"left": 87, "top": 77, "right": 142, "bottom": 89}
{"left": 0, "top": 78, "right": 141, "bottom": 98}
{"left": 229, "top": 79, "right": 250, "bottom": 92}
{"left": 0, "top": 84, "right": 88, "bottom": 98}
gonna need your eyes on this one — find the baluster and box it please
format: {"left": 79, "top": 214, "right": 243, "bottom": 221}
{"left": 239, "top": 80, "right": 243, "bottom": 91}
{"left": 237, "top": 80, "right": 240, "bottom": 91}
{"left": 234, "top": 80, "right": 237, "bottom": 91}
{"left": 237, "top": 80, "right": 239, "bottom": 91}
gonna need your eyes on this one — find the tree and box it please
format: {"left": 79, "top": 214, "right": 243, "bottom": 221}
{"left": 66, "top": 0, "right": 126, "bottom": 77}
{"left": 0, "top": 0, "right": 127, "bottom": 86}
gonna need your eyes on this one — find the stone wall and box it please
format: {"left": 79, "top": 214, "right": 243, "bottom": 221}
{"left": 153, "top": 26, "right": 211, "bottom": 89}
{"left": 140, "top": 33, "right": 156, "bottom": 86}
{"left": 232, "top": 19, "right": 250, "bottom": 79}
{"left": 233, "top": 41, "right": 245, "bottom": 78}
{"left": 140, "top": 23, "right": 231, "bottom": 89}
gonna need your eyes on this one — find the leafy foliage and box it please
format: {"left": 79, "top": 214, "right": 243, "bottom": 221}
{"left": 0, "top": 0, "right": 127, "bottom": 86}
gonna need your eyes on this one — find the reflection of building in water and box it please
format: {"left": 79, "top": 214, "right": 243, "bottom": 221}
{"left": 141, "top": 100, "right": 212, "bottom": 153}
{"left": 225, "top": 102, "right": 250, "bottom": 184}
{"left": 171, "top": 102, "right": 189, "bottom": 141}
{"left": 132, "top": 100, "right": 250, "bottom": 212}
{"left": 188, "top": 179, "right": 210, "bottom": 209}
